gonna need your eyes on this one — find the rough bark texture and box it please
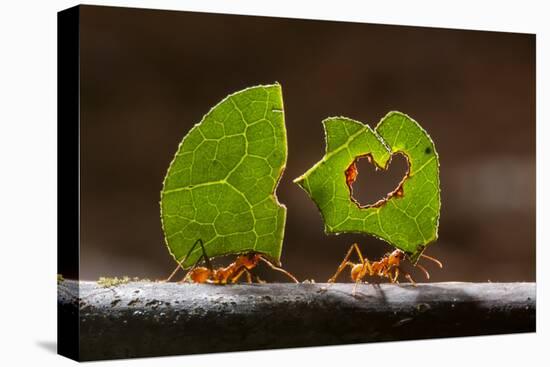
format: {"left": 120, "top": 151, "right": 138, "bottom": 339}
{"left": 58, "top": 281, "right": 535, "bottom": 361}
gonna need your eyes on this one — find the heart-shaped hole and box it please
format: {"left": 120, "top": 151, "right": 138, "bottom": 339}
{"left": 346, "top": 152, "right": 410, "bottom": 208}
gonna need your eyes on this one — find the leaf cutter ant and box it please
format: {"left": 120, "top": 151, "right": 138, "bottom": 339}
{"left": 327, "top": 243, "right": 443, "bottom": 295}
{"left": 164, "top": 239, "right": 299, "bottom": 284}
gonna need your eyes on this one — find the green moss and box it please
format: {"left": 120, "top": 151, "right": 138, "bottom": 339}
{"left": 97, "top": 276, "right": 151, "bottom": 287}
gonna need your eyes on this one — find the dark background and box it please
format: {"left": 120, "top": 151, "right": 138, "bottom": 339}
{"left": 78, "top": 5, "right": 535, "bottom": 282}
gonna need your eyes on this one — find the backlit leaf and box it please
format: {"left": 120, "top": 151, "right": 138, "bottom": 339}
{"left": 161, "top": 84, "right": 287, "bottom": 268}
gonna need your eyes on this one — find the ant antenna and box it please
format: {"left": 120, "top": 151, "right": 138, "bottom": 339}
{"left": 415, "top": 263, "right": 430, "bottom": 279}
{"left": 420, "top": 253, "right": 443, "bottom": 268}
{"left": 258, "top": 256, "right": 299, "bottom": 283}
{"left": 405, "top": 273, "right": 417, "bottom": 286}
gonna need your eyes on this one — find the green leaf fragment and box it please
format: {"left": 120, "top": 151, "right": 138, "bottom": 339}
{"left": 294, "top": 111, "right": 440, "bottom": 263}
{"left": 161, "top": 84, "right": 287, "bottom": 268}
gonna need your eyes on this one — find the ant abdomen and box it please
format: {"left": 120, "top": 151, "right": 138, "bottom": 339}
{"left": 351, "top": 264, "right": 364, "bottom": 281}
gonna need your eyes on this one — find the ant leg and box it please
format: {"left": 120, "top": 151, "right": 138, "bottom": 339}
{"left": 362, "top": 257, "right": 374, "bottom": 277}
{"left": 259, "top": 256, "right": 299, "bottom": 283}
{"left": 230, "top": 268, "right": 246, "bottom": 283}
{"left": 352, "top": 278, "right": 363, "bottom": 296}
{"left": 415, "top": 264, "right": 430, "bottom": 280}
{"left": 328, "top": 243, "right": 365, "bottom": 283}
{"left": 352, "top": 257, "right": 372, "bottom": 297}
{"left": 179, "top": 271, "right": 192, "bottom": 284}
{"left": 351, "top": 243, "right": 365, "bottom": 264}
{"left": 231, "top": 268, "right": 253, "bottom": 284}
{"left": 351, "top": 244, "right": 374, "bottom": 277}
{"left": 400, "top": 268, "right": 417, "bottom": 286}
{"left": 390, "top": 267, "right": 399, "bottom": 283}
{"left": 354, "top": 245, "right": 376, "bottom": 282}
{"left": 405, "top": 274, "right": 417, "bottom": 286}
{"left": 421, "top": 253, "right": 443, "bottom": 268}
{"left": 162, "top": 262, "right": 183, "bottom": 283}
{"left": 327, "top": 261, "right": 355, "bottom": 285}
{"left": 329, "top": 244, "right": 357, "bottom": 282}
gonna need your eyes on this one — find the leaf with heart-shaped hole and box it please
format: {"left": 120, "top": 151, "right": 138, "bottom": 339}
{"left": 350, "top": 153, "right": 409, "bottom": 206}
{"left": 293, "top": 112, "right": 440, "bottom": 263}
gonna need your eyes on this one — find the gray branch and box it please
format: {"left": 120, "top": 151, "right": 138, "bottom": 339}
{"left": 58, "top": 281, "right": 535, "bottom": 361}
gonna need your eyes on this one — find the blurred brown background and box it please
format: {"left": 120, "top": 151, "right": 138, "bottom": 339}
{"left": 77, "top": 5, "right": 535, "bottom": 282}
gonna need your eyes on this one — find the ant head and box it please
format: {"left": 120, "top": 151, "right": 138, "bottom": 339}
{"left": 388, "top": 250, "right": 405, "bottom": 266}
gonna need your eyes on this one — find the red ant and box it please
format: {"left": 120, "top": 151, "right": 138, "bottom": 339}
{"left": 164, "top": 239, "right": 299, "bottom": 284}
{"left": 327, "top": 243, "right": 443, "bottom": 295}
